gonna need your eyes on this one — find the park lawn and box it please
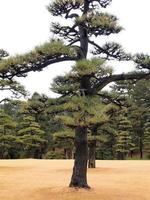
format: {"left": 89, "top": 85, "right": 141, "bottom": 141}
{"left": 0, "top": 159, "right": 150, "bottom": 200}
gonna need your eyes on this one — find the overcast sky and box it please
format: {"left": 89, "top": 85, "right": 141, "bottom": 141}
{"left": 0, "top": 0, "right": 150, "bottom": 99}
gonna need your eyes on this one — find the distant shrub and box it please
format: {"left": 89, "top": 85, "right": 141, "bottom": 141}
{"left": 43, "top": 151, "right": 65, "bottom": 159}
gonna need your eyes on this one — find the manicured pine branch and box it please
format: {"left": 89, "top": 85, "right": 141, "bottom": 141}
{"left": 0, "top": 40, "right": 78, "bottom": 79}
{"left": 89, "top": 40, "right": 131, "bottom": 61}
{"left": 93, "top": 71, "right": 150, "bottom": 92}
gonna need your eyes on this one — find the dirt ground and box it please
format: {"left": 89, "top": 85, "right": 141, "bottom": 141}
{"left": 0, "top": 159, "right": 150, "bottom": 200}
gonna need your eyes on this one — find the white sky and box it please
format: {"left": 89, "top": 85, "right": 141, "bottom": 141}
{"left": 0, "top": 0, "right": 150, "bottom": 99}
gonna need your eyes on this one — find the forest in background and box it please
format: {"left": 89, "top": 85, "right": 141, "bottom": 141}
{"left": 0, "top": 78, "right": 149, "bottom": 162}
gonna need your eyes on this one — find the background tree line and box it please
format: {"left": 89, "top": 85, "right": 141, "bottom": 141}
{"left": 0, "top": 79, "right": 149, "bottom": 161}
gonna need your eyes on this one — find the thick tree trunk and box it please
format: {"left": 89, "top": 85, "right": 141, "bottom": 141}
{"left": 69, "top": 126, "right": 90, "bottom": 188}
{"left": 69, "top": 0, "right": 90, "bottom": 189}
{"left": 88, "top": 141, "right": 96, "bottom": 168}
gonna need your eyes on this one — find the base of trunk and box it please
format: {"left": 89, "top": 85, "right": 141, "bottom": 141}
{"left": 69, "top": 180, "right": 90, "bottom": 189}
{"left": 69, "top": 126, "right": 90, "bottom": 189}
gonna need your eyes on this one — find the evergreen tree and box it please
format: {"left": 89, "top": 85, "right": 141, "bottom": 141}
{"left": 112, "top": 79, "right": 150, "bottom": 158}
{"left": 114, "top": 114, "right": 134, "bottom": 160}
{"left": 21, "top": 93, "right": 60, "bottom": 154}
{"left": 0, "top": 109, "right": 21, "bottom": 158}
{"left": 17, "top": 116, "right": 47, "bottom": 158}
{"left": 143, "top": 112, "right": 150, "bottom": 157}
{"left": 0, "top": 0, "right": 149, "bottom": 188}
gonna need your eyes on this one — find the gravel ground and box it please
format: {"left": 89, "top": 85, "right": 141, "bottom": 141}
{"left": 0, "top": 159, "right": 150, "bottom": 200}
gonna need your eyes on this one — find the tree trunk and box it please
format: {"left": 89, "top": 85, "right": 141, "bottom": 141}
{"left": 72, "top": 148, "right": 74, "bottom": 159}
{"left": 140, "top": 149, "right": 143, "bottom": 159}
{"left": 101, "top": 151, "right": 104, "bottom": 160}
{"left": 64, "top": 148, "right": 72, "bottom": 159}
{"left": 130, "top": 150, "right": 133, "bottom": 158}
{"left": 139, "top": 138, "right": 143, "bottom": 159}
{"left": 69, "top": 1, "right": 90, "bottom": 189}
{"left": 117, "top": 152, "right": 125, "bottom": 160}
{"left": 69, "top": 126, "right": 90, "bottom": 188}
{"left": 88, "top": 141, "right": 96, "bottom": 168}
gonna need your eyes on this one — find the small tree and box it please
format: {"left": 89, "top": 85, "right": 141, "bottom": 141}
{"left": 17, "top": 116, "right": 47, "bottom": 158}
{"left": 143, "top": 112, "right": 150, "bottom": 157}
{"left": 114, "top": 113, "right": 134, "bottom": 160}
{"left": 0, "top": 109, "right": 20, "bottom": 158}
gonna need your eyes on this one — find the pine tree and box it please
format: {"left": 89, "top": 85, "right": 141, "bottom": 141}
{"left": 50, "top": 68, "right": 120, "bottom": 173}
{"left": 17, "top": 116, "right": 47, "bottom": 158}
{"left": 143, "top": 112, "right": 150, "bottom": 157}
{"left": 0, "top": 109, "right": 20, "bottom": 158}
{"left": 112, "top": 79, "right": 150, "bottom": 158}
{"left": 0, "top": 0, "right": 150, "bottom": 188}
{"left": 21, "top": 93, "right": 59, "bottom": 155}
{"left": 115, "top": 114, "right": 134, "bottom": 160}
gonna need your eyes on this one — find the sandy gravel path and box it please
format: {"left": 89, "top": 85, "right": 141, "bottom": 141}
{"left": 0, "top": 159, "right": 150, "bottom": 200}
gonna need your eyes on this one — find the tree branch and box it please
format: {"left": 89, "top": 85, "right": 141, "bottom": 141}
{"left": 0, "top": 55, "right": 77, "bottom": 79}
{"left": 89, "top": 40, "right": 131, "bottom": 61}
{"left": 93, "top": 72, "right": 150, "bottom": 92}
{"left": 0, "top": 98, "right": 10, "bottom": 104}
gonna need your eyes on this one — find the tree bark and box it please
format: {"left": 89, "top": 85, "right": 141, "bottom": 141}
{"left": 88, "top": 141, "right": 96, "bottom": 168}
{"left": 140, "top": 148, "right": 143, "bottom": 159}
{"left": 64, "top": 148, "right": 72, "bottom": 159}
{"left": 69, "top": 126, "right": 90, "bottom": 188}
{"left": 139, "top": 137, "right": 143, "bottom": 159}
{"left": 69, "top": 0, "right": 90, "bottom": 189}
{"left": 130, "top": 150, "right": 133, "bottom": 158}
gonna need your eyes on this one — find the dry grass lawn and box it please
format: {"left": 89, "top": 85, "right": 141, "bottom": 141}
{"left": 0, "top": 159, "right": 150, "bottom": 200}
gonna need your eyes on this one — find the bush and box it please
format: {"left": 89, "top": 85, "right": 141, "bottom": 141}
{"left": 43, "top": 151, "right": 65, "bottom": 159}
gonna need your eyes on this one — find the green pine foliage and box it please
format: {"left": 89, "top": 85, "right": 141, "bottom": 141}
{"left": 114, "top": 113, "right": 134, "bottom": 160}
{"left": 111, "top": 79, "right": 150, "bottom": 159}
{"left": 0, "top": 49, "right": 27, "bottom": 101}
{"left": 0, "top": 40, "right": 77, "bottom": 79}
{"left": 17, "top": 116, "right": 47, "bottom": 158}
{"left": 143, "top": 113, "right": 150, "bottom": 154}
{"left": 0, "top": 109, "right": 21, "bottom": 158}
